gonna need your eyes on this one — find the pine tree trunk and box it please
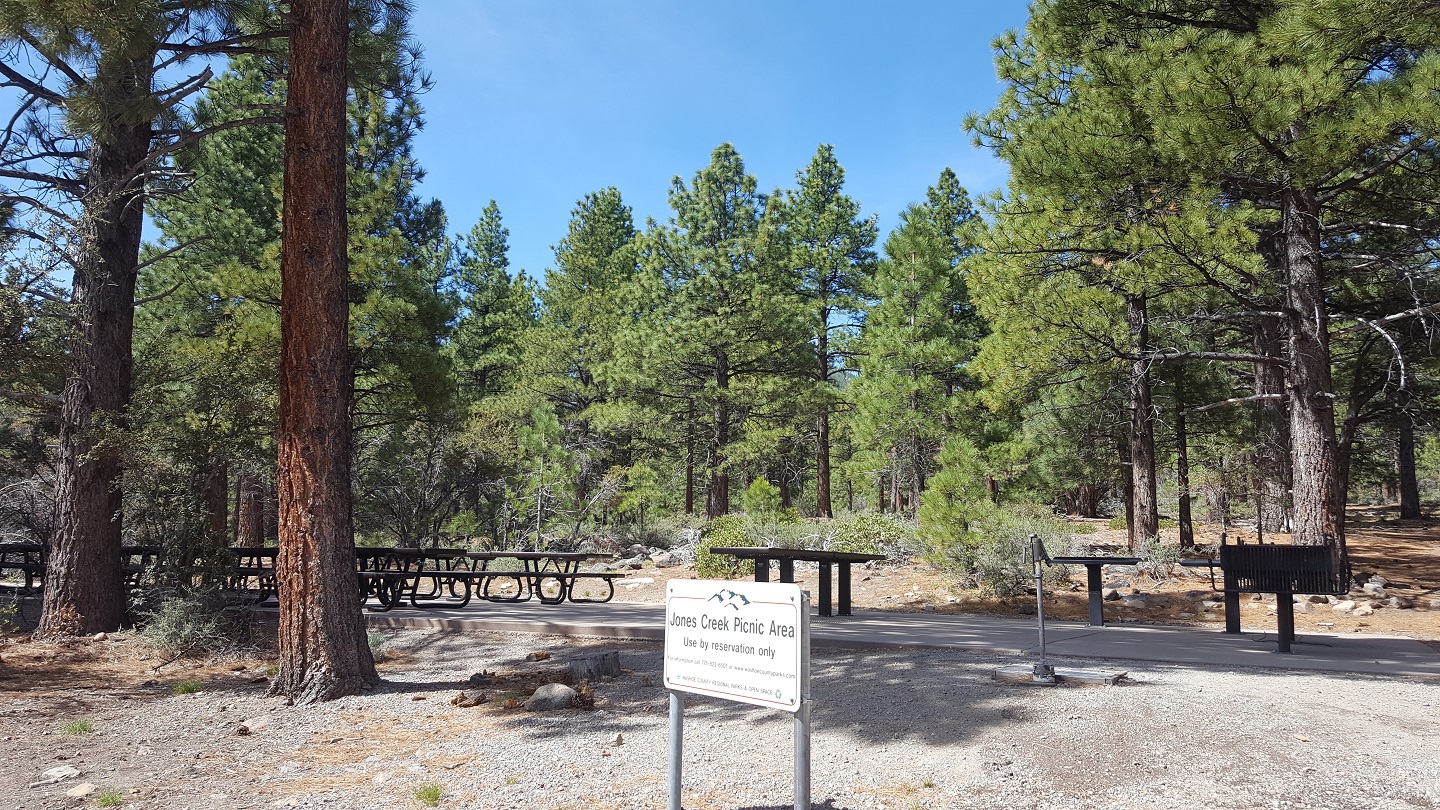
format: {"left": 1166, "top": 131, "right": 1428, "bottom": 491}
{"left": 1174, "top": 367, "right": 1194, "bottom": 547}
{"left": 236, "top": 473, "right": 266, "bottom": 548}
{"left": 203, "top": 459, "right": 229, "bottom": 545}
{"left": 815, "top": 331, "right": 833, "bottom": 518}
{"left": 1127, "top": 294, "right": 1159, "bottom": 548}
{"left": 1281, "top": 189, "right": 1340, "bottom": 547}
{"left": 1250, "top": 298, "right": 1290, "bottom": 534}
{"left": 1397, "top": 414, "right": 1421, "bottom": 520}
{"left": 1119, "top": 439, "right": 1134, "bottom": 550}
{"left": 270, "top": 0, "right": 378, "bottom": 704}
{"left": 816, "top": 412, "right": 833, "bottom": 518}
{"left": 38, "top": 59, "right": 152, "bottom": 636}
{"left": 706, "top": 356, "right": 731, "bottom": 518}
{"left": 684, "top": 401, "right": 695, "bottom": 515}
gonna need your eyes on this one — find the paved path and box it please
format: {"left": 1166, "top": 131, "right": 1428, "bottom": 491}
{"left": 362, "top": 599, "right": 1440, "bottom": 679}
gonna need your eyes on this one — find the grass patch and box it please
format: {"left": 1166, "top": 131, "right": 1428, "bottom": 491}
{"left": 171, "top": 680, "right": 203, "bottom": 695}
{"left": 95, "top": 790, "right": 124, "bottom": 807}
{"left": 413, "top": 782, "right": 443, "bottom": 806}
{"left": 63, "top": 719, "right": 94, "bottom": 735}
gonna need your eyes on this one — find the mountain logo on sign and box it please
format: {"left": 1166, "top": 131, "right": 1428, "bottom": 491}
{"left": 707, "top": 589, "right": 752, "bottom": 610}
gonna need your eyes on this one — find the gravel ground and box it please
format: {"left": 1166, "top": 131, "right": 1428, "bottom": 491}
{"left": 2, "top": 629, "right": 1437, "bottom": 810}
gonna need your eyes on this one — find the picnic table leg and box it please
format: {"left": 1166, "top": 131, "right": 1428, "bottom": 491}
{"left": 1085, "top": 564, "right": 1105, "bottom": 627}
{"left": 817, "top": 562, "right": 832, "bottom": 617}
{"left": 754, "top": 558, "right": 770, "bottom": 582}
{"left": 778, "top": 559, "right": 794, "bottom": 583}
{"left": 838, "top": 563, "right": 853, "bottom": 616}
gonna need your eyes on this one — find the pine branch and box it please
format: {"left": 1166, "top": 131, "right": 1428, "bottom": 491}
{"left": 1186, "top": 393, "right": 1286, "bottom": 415}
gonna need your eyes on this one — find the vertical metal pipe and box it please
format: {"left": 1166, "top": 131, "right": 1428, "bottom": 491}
{"left": 795, "top": 590, "right": 812, "bottom": 810}
{"left": 668, "top": 691, "right": 684, "bottom": 810}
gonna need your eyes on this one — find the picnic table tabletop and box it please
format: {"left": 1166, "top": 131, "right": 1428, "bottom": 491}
{"left": 708, "top": 546, "right": 888, "bottom": 563}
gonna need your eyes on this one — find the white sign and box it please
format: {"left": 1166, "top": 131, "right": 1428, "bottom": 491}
{"left": 663, "top": 579, "right": 805, "bottom": 712}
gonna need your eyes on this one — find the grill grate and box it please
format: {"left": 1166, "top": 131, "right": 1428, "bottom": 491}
{"left": 1219, "top": 544, "right": 1349, "bottom": 596}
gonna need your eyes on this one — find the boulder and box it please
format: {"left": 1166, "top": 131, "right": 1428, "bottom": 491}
{"left": 1201, "top": 600, "right": 1223, "bottom": 610}
{"left": 1121, "top": 597, "right": 1148, "bottom": 609}
{"left": 651, "top": 552, "right": 681, "bottom": 568}
{"left": 1293, "top": 600, "right": 1311, "bottom": 614}
{"left": 1102, "top": 588, "right": 1122, "bottom": 601}
{"left": 1387, "top": 596, "right": 1414, "bottom": 610}
{"left": 676, "top": 528, "right": 702, "bottom": 545}
{"left": 1332, "top": 600, "right": 1356, "bottom": 613}
{"left": 525, "top": 683, "right": 577, "bottom": 711}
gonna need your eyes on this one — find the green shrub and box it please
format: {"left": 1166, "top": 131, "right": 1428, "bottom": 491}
{"left": 1134, "top": 536, "right": 1183, "bottom": 582}
{"left": 95, "top": 790, "right": 124, "bottom": 807}
{"left": 137, "top": 593, "right": 238, "bottom": 656}
{"left": 741, "top": 478, "right": 782, "bottom": 515}
{"left": 1107, "top": 514, "right": 1128, "bottom": 530}
{"left": 368, "top": 631, "right": 389, "bottom": 662}
{"left": 830, "top": 513, "right": 901, "bottom": 557}
{"left": 0, "top": 599, "right": 17, "bottom": 633}
{"left": 968, "top": 504, "right": 1072, "bottom": 597}
{"left": 695, "top": 516, "right": 754, "bottom": 579}
{"left": 64, "top": 720, "right": 94, "bottom": 735}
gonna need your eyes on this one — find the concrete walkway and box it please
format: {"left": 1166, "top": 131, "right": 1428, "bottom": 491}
{"left": 362, "top": 599, "right": 1440, "bottom": 679}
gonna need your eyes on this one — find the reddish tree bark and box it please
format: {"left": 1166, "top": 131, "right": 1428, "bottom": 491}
{"left": 269, "top": 0, "right": 378, "bottom": 703}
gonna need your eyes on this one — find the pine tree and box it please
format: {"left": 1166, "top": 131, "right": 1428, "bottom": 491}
{"left": 781, "top": 145, "right": 877, "bottom": 517}
{"left": 622, "top": 144, "right": 808, "bottom": 518}
{"left": 968, "top": 0, "right": 1440, "bottom": 545}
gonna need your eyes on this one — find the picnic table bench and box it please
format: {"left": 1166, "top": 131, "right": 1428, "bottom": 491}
{"left": 0, "top": 543, "right": 45, "bottom": 592}
{"left": 1051, "top": 555, "right": 1143, "bottom": 626}
{"left": 227, "top": 546, "right": 278, "bottom": 602}
{"left": 709, "top": 546, "right": 886, "bottom": 617}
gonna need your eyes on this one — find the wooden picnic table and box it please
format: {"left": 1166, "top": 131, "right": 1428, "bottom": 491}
{"left": 0, "top": 543, "right": 45, "bottom": 592}
{"left": 466, "top": 551, "right": 623, "bottom": 604}
{"left": 353, "top": 548, "right": 624, "bottom": 610}
{"left": 708, "top": 546, "right": 887, "bottom": 617}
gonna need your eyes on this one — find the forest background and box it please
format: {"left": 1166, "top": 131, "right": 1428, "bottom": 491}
{"left": 3, "top": 0, "right": 1440, "bottom": 630}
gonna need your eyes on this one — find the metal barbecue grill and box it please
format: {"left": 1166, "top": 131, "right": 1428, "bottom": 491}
{"left": 1219, "top": 543, "right": 1349, "bottom": 597}
{"left": 1215, "top": 541, "right": 1350, "bottom": 653}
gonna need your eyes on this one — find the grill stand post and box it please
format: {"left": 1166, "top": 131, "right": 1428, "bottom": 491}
{"left": 1275, "top": 589, "right": 1295, "bottom": 654}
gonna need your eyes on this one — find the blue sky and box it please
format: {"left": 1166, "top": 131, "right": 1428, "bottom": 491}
{"left": 407, "top": 2, "right": 1032, "bottom": 279}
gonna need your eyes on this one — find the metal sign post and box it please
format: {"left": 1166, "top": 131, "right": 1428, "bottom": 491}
{"left": 665, "top": 581, "right": 811, "bottom": 810}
